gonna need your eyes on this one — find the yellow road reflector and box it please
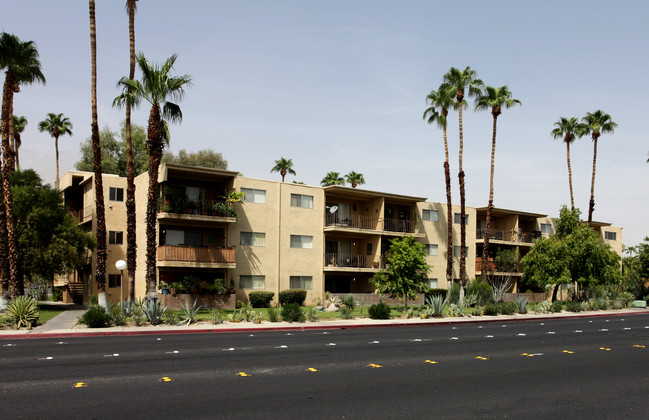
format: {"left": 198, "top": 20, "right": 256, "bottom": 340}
{"left": 368, "top": 363, "right": 383, "bottom": 368}
{"left": 520, "top": 353, "right": 534, "bottom": 357}
{"left": 237, "top": 372, "right": 250, "bottom": 377}
{"left": 599, "top": 347, "right": 611, "bottom": 351}
{"left": 424, "top": 360, "right": 438, "bottom": 364}
{"left": 73, "top": 382, "right": 87, "bottom": 388}
{"left": 562, "top": 350, "right": 574, "bottom": 354}
{"left": 159, "top": 377, "right": 172, "bottom": 382}
{"left": 475, "top": 356, "right": 488, "bottom": 360}
{"left": 306, "top": 368, "right": 318, "bottom": 372}
{"left": 633, "top": 345, "right": 646, "bottom": 348}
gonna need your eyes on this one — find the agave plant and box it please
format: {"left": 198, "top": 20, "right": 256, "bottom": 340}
{"left": 516, "top": 296, "right": 529, "bottom": 314}
{"left": 180, "top": 299, "right": 202, "bottom": 325}
{"left": 425, "top": 294, "right": 448, "bottom": 317}
{"left": 464, "top": 292, "right": 478, "bottom": 307}
{"left": 6, "top": 296, "right": 40, "bottom": 329}
{"left": 142, "top": 299, "right": 167, "bottom": 325}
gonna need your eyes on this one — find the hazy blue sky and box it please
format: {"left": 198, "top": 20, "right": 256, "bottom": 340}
{"left": 3, "top": 0, "right": 648, "bottom": 246}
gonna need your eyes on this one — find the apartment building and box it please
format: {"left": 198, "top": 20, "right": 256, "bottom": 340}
{"left": 57, "top": 164, "right": 623, "bottom": 305}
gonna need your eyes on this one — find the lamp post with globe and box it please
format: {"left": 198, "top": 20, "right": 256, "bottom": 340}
{"left": 115, "top": 260, "right": 127, "bottom": 308}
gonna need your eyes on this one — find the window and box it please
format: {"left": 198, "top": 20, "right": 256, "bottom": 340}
{"left": 109, "top": 187, "right": 124, "bottom": 202}
{"left": 428, "top": 278, "right": 438, "bottom": 288}
{"left": 425, "top": 244, "right": 438, "bottom": 256}
{"left": 241, "top": 188, "right": 266, "bottom": 204}
{"left": 108, "top": 274, "right": 121, "bottom": 288}
{"left": 541, "top": 223, "right": 553, "bottom": 234}
{"left": 290, "top": 235, "right": 313, "bottom": 249}
{"left": 240, "top": 275, "right": 265, "bottom": 289}
{"left": 109, "top": 231, "right": 123, "bottom": 245}
{"left": 422, "top": 209, "right": 439, "bottom": 222}
{"left": 240, "top": 232, "right": 266, "bottom": 246}
{"left": 454, "top": 213, "right": 469, "bottom": 225}
{"left": 290, "top": 276, "right": 313, "bottom": 290}
{"left": 164, "top": 229, "right": 204, "bottom": 246}
{"left": 453, "top": 246, "right": 469, "bottom": 258}
{"left": 291, "top": 194, "right": 313, "bottom": 209}
{"left": 605, "top": 231, "right": 617, "bottom": 241}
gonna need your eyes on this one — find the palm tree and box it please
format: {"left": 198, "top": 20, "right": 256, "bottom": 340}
{"left": 423, "top": 82, "right": 455, "bottom": 286}
{"left": 115, "top": 53, "right": 191, "bottom": 299}
{"left": 38, "top": 113, "right": 73, "bottom": 187}
{"left": 270, "top": 157, "right": 296, "bottom": 182}
{"left": 551, "top": 117, "right": 587, "bottom": 210}
{"left": 582, "top": 110, "right": 617, "bottom": 225}
{"left": 0, "top": 32, "right": 45, "bottom": 297}
{"left": 89, "top": 0, "right": 109, "bottom": 307}
{"left": 11, "top": 115, "right": 27, "bottom": 170}
{"left": 443, "top": 66, "right": 483, "bottom": 290}
{"left": 474, "top": 85, "right": 521, "bottom": 277}
{"left": 345, "top": 171, "right": 365, "bottom": 188}
{"left": 320, "top": 171, "right": 345, "bottom": 187}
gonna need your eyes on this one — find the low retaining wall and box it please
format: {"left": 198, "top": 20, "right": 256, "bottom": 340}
{"left": 159, "top": 293, "right": 236, "bottom": 310}
{"left": 330, "top": 293, "right": 424, "bottom": 306}
{"left": 502, "top": 292, "right": 547, "bottom": 303}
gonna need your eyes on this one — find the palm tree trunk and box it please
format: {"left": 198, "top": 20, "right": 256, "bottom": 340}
{"left": 443, "top": 123, "right": 453, "bottom": 286}
{"left": 457, "top": 98, "right": 466, "bottom": 296}
{"left": 55, "top": 135, "right": 60, "bottom": 188}
{"left": 125, "top": 0, "right": 137, "bottom": 303}
{"left": 481, "top": 115, "right": 499, "bottom": 279}
{"left": 7, "top": 119, "right": 15, "bottom": 171}
{"left": 1, "top": 72, "right": 20, "bottom": 297}
{"left": 588, "top": 137, "right": 598, "bottom": 225}
{"left": 566, "top": 141, "right": 574, "bottom": 210}
{"left": 14, "top": 133, "right": 20, "bottom": 171}
{"left": 0, "top": 178, "right": 8, "bottom": 295}
{"left": 145, "top": 103, "right": 163, "bottom": 299}
{"left": 90, "top": 0, "right": 108, "bottom": 305}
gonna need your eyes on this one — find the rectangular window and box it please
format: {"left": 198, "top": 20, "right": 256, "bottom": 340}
{"left": 425, "top": 244, "right": 438, "bottom": 256}
{"left": 109, "top": 187, "right": 124, "bottom": 202}
{"left": 290, "top": 276, "right": 313, "bottom": 290}
{"left": 241, "top": 188, "right": 266, "bottom": 204}
{"left": 240, "top": 275, "right": 265, "bottom": 289}
{"left": 291, "top": 194, "right": 313, "bottom": 209}
{"left": 454, "top": 213, "right": 469, "bottom": 225}
{"left": 453, "top": 246, "right": 469, "bottom": 258}
{"left": 428, "top": 278, "right": 438, "bottom": 288}
{"left": 541, "top": 223, "right": 553, "bottom": 234}
{"left": 422, "top": 209, "right": 439, "bottom": 222}
{"left": 605, "top": 231, "right": 617, "bottom": 241}
{"left": 290, "top": 235, "right": 313, "bottom": 249}
{"left": 240, "top": 232, "right": 266, "bottom": 246}
{"left": 108, "top": 274, "right": 121, "bottom": 288}
{"left": 109, "top": 231, "right": 123, "bottom": 245}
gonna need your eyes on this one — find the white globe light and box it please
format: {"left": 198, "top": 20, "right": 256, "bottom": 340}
{"left": 115, "top": 260, "right": 127, "bottom": 271}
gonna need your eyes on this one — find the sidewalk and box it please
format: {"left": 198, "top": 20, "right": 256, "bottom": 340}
{"left": 1, "top": 306, "right": 647, "bottom": 340}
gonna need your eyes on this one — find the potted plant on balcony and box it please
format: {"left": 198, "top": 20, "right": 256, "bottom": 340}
{"left": 169, "top": 282, "right": 181, "bottom": 295}
{"left": 159, "top": 281, "right": 170, "bottom": 295}
{"left": 185, "top": 200, "right": 198, "bottom": 215}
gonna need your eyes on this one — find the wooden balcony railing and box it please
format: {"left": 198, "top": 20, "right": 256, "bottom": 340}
{"left": 325, "top": 213, "right": 377, "bottom": 230}
{"left": 324, "top": 253, "right": 380, "bottom": 269}
{"left": 475, "top": 257, "right": 521, "bottom": 273}
{"left": 476, "top": 228, "right": 540, "bottom": 243}
{"left": 157, "top": 245, "right": 235, "bottom": 264}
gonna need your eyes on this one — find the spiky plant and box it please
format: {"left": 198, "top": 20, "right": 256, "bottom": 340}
{"left": 516, "top": 296, "right": 529, "bottom": 314}
{"left": 180, "top": 299, "right": 202, "bottom": 325}
{"left": 6, "top": 295, "right": 39, "bottom": 329}
{"left": 142, "top": 299, "right": 167, "bottom": 325}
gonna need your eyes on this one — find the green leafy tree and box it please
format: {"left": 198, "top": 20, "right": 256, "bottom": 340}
{"left": 162, "top": 148, "right": 227, "bottom": 169}
{"left": 551, "top": 117, "right": 587, "bottom": 210}
{"left": 321, "top": 171, "right": 345, "bottom": 187}
{"left": 76, "top": 123, "right": 149, "bottom": 176}
{"left": 622, "top": 239, "right": 649, "bottom": 299}
{"left": 370, "top": 236, "right": 431, "bottom": 307}
{"left": 270, "top": 157, "right": 295, "bottom": 182}
{"left": 0, "top": 32, "right": 46, "bottom": 297}
{"left": 424, "top": 82, "right": 456, "bottom": 286}
{"left": 582, "top": 110, "right": 617, "bottom": 225}
{"left": 38, "top": 113, "right": 73, "bottom": 187}
{"left": 474, "top": 85, "right": 521, "bottom": 278}
{"left": 345, "top": 171, "right": 365, "bottom": 188}
{"left": 11, "top": 115, "right": 27, "bottom": 171}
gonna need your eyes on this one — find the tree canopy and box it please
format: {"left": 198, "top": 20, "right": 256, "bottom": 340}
{"left": 370, "top": 236, "right": 431, "bottom": 306}
{"left": 162, "top": 148, "right": 227, "bottom": 169}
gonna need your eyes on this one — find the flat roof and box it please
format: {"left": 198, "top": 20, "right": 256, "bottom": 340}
{"left": 323, "top": 185, "right": 427, "bottom": 203}
{"left": 473, "top": 206, "right": 547, "bottom": 218}
{"left": 159, "top": 163, "right": 240, "bottom": 183}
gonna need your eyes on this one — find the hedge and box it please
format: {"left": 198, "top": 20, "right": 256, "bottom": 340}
{"left": 278, "top": 289, "right": 307, "bottom": 306}
{"left": 248, "top": 291, "right": 275, "bottom": 308}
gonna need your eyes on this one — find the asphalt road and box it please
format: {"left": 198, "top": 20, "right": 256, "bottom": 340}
{"left": 2, "top": 314, "right": 649, "bottom": 419}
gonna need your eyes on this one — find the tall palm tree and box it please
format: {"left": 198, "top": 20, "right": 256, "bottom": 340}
{"left": 38, "top": 113, "right": 73, "bottom": 187}
{"left": 551, "top": 117, "right": 587, "bottom": 210}
{"left": 345, "top": 171, "right": 365, "bottom": 188}
{"left": 443, "top": 66, "right": 483, "bottom": 290}
{"left": 320, "top": 171, "right": 345, "bottom": 187}
{"left": 115, "top": 53, "right": 191, "bottom": 299}
{"left": 11, "top": 115, "right": 27, "bottom": 171}
{"left": 0, "top": 32, "right": 45, "bottom": 297}
{"left": 582, "top": 110, "right": 617, "bottom": 225}
{"left": 423, "top": 82, "right": 455, "bottom": 286}
{"left": 125, "top": 0, "right": 138, "bottom": 303}
{"left": 270, "top": 157, "right": 296, "bottom": 182}
{"left": 89, "top": 0, "right": 109, "bottom": 307}
{"left": 474, "top": 85, "right": 521, "bottom": 277}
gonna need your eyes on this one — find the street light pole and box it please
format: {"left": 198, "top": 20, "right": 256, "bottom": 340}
{"left": 115, "top": 260, "right": 127, "bottom": 308}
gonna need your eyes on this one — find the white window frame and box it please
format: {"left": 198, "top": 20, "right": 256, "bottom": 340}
{"left": 290, "top": 235, "right": 313, "bottom": 249}
{"left": 240, "top": 232, "right": 266, "bottom": 246}
{"left": 425, "top": 244, "right": 438, "bottom": 256}
{"left": 428, "top": 278, "right": 438, "bottom": 288}
{"left": 241, "top": 188, "right": 266, "bottom": 204}
{"left": 541, "top": 223, "right": 553, "bottom": 234}
{"left": 289, "top": 276, "right": 313, "bottom": 290}
{"left": 422, "top": 209, "right": 439, "bottom": 222}
{"left": 605, "top": 231, "right": 617, "bottom": 241}
{"left": 239, "top": 275, "right": 265, "bottom": 289}
{"left": 291, "top": 194, "right": 313, "bottom": 209}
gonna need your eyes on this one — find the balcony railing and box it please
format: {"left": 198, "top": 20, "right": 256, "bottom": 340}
{"left": 384, "top": 218, "right": 415, "bottom": 233}
{"left": 325, "top": 213, "right": 377, "bottom": 230}
{"left": 476, "top": 228, "right": 539, "bottom": 243}
{"left": 157, "top": 245, "right": 235, "bottom": 264}
{"left": 160, "top": 197, "right": 236, "bottom": 218}
{"left": 475, "top": 257, "right": 521, "bottom": 273}
{"left": 324, "top": 253, "right": 379, "bottom": 269}
{"left": 71, "top": 205, "right": 93, "bottom": 223}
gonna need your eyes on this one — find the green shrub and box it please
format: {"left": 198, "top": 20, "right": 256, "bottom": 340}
{"left": 467, "top": 279, "right": 493, "bottom": 306}
{"left": 164, "top": 311, "right": 179, "bottom": 325}
{"left": 6, "top": 296, "right": 40, "bottom": 329}
{"left": 499, "top": 302, "right": 517, "bottom": 315}
{"left": 267, "top": 307, "right": 279, "bottom": 322}
{"left": 51, "top": 287, "right": 63, "bottom": 302}
{"left": 471, "top": 306, "right": 483, "bottom": 316}
{"left": 142, "top": 300, "right": 167, "bottom": 325}
{"left": 341, "top": 294, "right": 357, "bottom": 309}
{"left": 79, "top": 305, "right": 111, "bottom": 328}
{"left": 516, "top": 297, "right": 529, "bottom": 314}
{"left": 565, "top": 301, "right": 582, "bottom": 312}
{"left": 108, "top": 303, "right": 127, "bottom": 326}
{"left": 448, "top": 283, "right": 461, "bottom": 304}
{"left": 483, "top": 303, "right": 500, "bottom": 316}
{"left": 340, "top": 307, "right": 353, "bottom": 319}
{"left": 550, "top": 301, "right": 564, "bottom": 313}
{"left": 278, "top": 289, "right": 307, "bottom": 306}
{"left": 281, "top": 302, "right": 305, "bottom": 322}
{"left": 307, "top": 307, "right": 318, "bottom": 322}
{"left": 248, "top": 291, "right": 275, "bottom": 308}
{"left": 368, "top": 302, "right": 391, "bottom": 319}
{"left": 424, "top": 288, "right": 448, "bottom": 300}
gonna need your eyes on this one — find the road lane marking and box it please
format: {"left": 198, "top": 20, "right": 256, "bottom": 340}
{"left": 368, "top": 363, "right": 383, "bottom": 368}
{"left": 306, "top": 368, "right": 318, "bottom": 372}
{"left": 159, "top": 377, "right": 172, "bottom": 382}
{"left": 574, "top": 330, "right": 583, "bottom": 333}
{"left": 369, "top": 341, "right": 380, "bottom": 344}
{"left": 327, "top": 343, "right": 336, "bottom": 346}
{"left": 517, "top": 333, "right": 527, "bottom": 336}
{"left": 103, "top": 354, "right": 119, "bottom": 357}
{"left": 2, "top": 344, "right": 16, "bottom": 347}
{"left": 411, "top": 339, "right": 423, "bottom": 342}
{"left": 38, "top": 357, "right": 54, "bottom": 360}
{"left": 633, "top": 345, "right": 646, "bottom": 348}
{"left": 599, "top": 329, "right": 609, "bottom": 332}
{"left": 56, "top": 342, "right": 67, "bottom": 345}
{"left": 237, "top": 372, "right": 250, "bottom": 377}
{"left": 599, "top": 347, "right": 611, "bottom": 351}
{"left": 73, "top": 382, "right": 87, "bottom": 388}
{"left": 223, "top": 348, "right": 235, "bottom": 351}
{"left": 165, "top": 351, "right": 180, "bottom": 354}
{"left": 475, "top": 356, "right": 488, "bottom": 360}
{"left": 562, "top": 350, "right": 574, "bottom": 354}
{"left": 275, "top": 345, "right": 288, "bottom": 349}
{"left": 450, "top": 337, "right": 459, "bottom": 340}
{"left": 546, "top": 332, "right": 555, "bottom": 335}
{"left": 424, "top": 360, "right": 438, "bottom": 364}
{"left": 623, "top": 328, "right": 631, "bottom": 330}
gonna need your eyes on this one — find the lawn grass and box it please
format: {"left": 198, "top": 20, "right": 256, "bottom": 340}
{"left": 38, "top": 304, "right": 67, "bottom": 323}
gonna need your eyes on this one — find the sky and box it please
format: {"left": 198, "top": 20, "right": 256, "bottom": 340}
{"left": 3, "top": 0, "right": 648, "bottom": 247}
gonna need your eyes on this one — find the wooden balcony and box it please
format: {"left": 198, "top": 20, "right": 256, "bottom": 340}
{"left": 476, "top": 228, "right": 540, "bottom": 244}
{"left": 157, "top": 245, "right": 235, "bottom": 265}
{"left": 324, "top": 253, "right": 380, "bottom": 270}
